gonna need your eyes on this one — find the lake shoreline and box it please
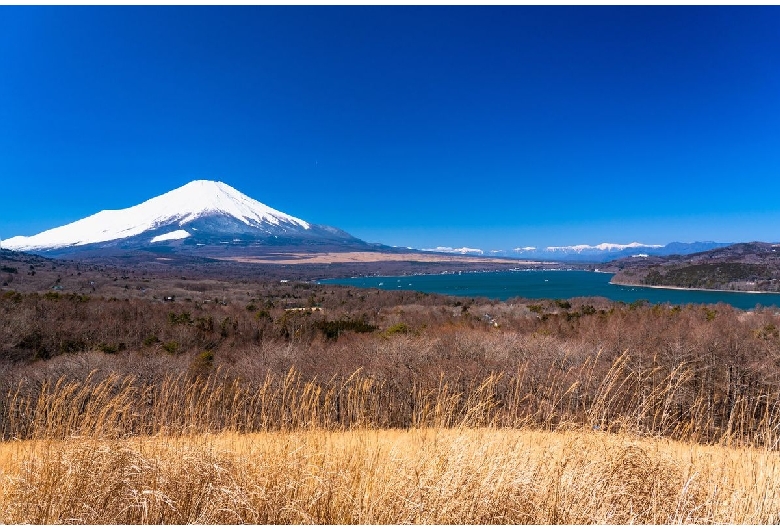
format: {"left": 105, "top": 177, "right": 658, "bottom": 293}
{"left": 609, "top": 280, "right": 777, "bottom": 295}
{"left": 321, "top": 270, "right": 780, "bottom": 310}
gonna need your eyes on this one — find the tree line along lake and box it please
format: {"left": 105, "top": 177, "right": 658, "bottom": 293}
{"left": 319, "top": 270, "right": 780, "bottom": 311}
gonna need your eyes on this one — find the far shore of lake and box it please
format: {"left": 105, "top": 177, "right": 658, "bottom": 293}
{"left": 609, "top": 280, "right": 777, "bottom": 295}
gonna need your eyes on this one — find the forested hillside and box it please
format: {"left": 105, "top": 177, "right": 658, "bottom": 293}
{"left": 609, "top": 242, "right": 780, "bottom": 292}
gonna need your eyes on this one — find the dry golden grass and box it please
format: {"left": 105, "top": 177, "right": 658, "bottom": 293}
{"left": 6, "top": 354, "right": 780, "bottom": 447}
{"left": 2, "top": 357, "right": 780, "bottom": 524}
{"left": 1, "top": 428, "right": 779, "bottom": 524}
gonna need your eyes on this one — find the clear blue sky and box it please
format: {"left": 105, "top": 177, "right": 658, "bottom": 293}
{"left": 2, "top": 6, "right": 779, "bottom": 250}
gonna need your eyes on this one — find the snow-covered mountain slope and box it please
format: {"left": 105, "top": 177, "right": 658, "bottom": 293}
{"left": 3, "top": 180, "right": 363, "bottom": 253}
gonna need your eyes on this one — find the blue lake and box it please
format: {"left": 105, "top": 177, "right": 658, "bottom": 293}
{"left": 319, "top": 270, "right": 780, "bottom": 310}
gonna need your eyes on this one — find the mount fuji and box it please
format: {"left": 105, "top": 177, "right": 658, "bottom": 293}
{"left": 3, "top": 180, "right": 368, "bottom": 256}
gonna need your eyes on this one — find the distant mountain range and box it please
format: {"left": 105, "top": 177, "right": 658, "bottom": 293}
{"left": 422, "top": 241, "right": 734, "bottom": 262}
{"left": 0, "top": 180, "right": 745, "bottom": 265}
{"left": 2, "top": 180, "right": 370, "bottom": 256}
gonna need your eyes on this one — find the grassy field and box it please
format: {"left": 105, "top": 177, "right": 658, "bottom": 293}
{"left": 1, "top": 427, "right": 779, "bottom": 524}
{"left": 0, "top": 366, "right": 779, "bottom": 524}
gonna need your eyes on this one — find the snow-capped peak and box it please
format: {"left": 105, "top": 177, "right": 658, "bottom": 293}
{"left": 151, "top": 180, "right": 310, "bottom": 229}
{"left": 3, "top": 180, "right": 312, "bottom": 251}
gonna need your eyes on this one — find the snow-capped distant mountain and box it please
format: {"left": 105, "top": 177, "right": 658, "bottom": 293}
{"left": 509, "top": 241, "right": 732, "bottom": 262}
{"left": 421, "top": 241, "right": 734, "bottom": 262}
{"left": 3, "top": 180, "right": 366, "bottom": 254}
{"left": 421, "top": 246, "right": 485, "bottom": 255}
{"left": 542, "top": 242, "right": 663, "bottom": 253}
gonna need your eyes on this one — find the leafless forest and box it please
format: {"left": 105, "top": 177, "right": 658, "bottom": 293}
{"left": 1, "top": 250, "right": 779, "bottom": 447}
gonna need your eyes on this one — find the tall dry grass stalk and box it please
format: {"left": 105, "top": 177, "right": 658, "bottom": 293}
{"left": 1, "top": 428, "right": 779, "bottom": 524}
{"left": 1, "top": 359, "right": 780, "bottom": 523}
{"left": 3, "top": 353, "right": 780, "bottom": 447}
